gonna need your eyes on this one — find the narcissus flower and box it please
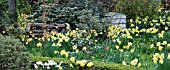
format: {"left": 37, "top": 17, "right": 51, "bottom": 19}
{"left": 37, "top": 42, "right": 42, "bottom": 47}
{"left": 52, "top": 43, "right": 55, "bottom": 46}
{"left": 87, "top": 62, "right": 93, "bottom": 67}
{"left": 167, "top": 53, "right": 170, "bottom": 60}
{"left": 159, "top": 59, "right": 163, "bottom": 64}
{"left": 165, "top": 26, "right": 169, "bottom": 30}
{"left": 159, "top": 53, "right": 164, "bottom": 60}
{"left": 162, "top": 41, "right": 167, "bottom": 45}
{"left": 56, "top": 43, "right": 62, "bottom": 47}
{"left": 72, "top": 45, "right": 77, "bottom": 50}
{"left": 137, "top": 62, "right": 141, "bottom": 67}
{"left": 115, "top": 45, "right": 119, "bottom": 49}
{"left": 59, "top": 67, "right": 62, "bottom": 70}
{"left": 82, "top": 47, "right": 87, "bottom": 51}
{"left": 130, "top": 19, "right": 133, "bottom": 23}
{"left": 60, "top": 50, "right": 66, "bottom": 55}
{"left": 158, "top": 46, "right": 163, "bottom": 51}
{"left": 150, "top": 44, "right": 154, "bottom": 48}
{"left": 99, "top": 32, "right": 103, "bottom": 35}
{"left": 156, "top": 42, "right": 161, "bottom": 46}
{"left": 167, "top": 44, "right": 170, "bottom": 47}
{"left": 130, "top": 49, "right": 135, "bottom": 53}
{"left": 122, "top": 61, "right": 127, "bottom": 65}
{"left": 158, "top": 33, "right": 163, "bottom": 38}
{"left": 119, "top": 49, "right": 124, "bottom": 52}
{"left": 70, "top": 57, "right": 75, "bottom": 62}
{"left": 131, "top": 58, "right": 138, "bottom": 66}
{"left": 54, "top": 50, "right": 58, "bottom": 54}
{"left": 76, "top": 49, "right": 79, "bottom": 53}
{"left": 117, "top": 40, "right": 121, "bottom": 45}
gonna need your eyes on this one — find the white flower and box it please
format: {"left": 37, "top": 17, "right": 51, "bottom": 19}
{"left": 36, "top": 61, "right": 43, "bottom": 65}
{"left": 48, "top": 60, "right": 57, "bottom": 65}
{"left": 34, "top": 64, "right": 38, "bottom": 69}
{"left": 44, "top": 62, "right": 49, "bottom": 66}
{"left": 47, "top": 66, "right": 50, "bottom": 69}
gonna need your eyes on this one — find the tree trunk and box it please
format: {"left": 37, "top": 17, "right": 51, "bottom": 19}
{"left": 8, "top": 0, "right": 17, "bottom": 24}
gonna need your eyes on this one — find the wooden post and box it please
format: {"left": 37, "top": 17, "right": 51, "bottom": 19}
{"left": 8, "top": 0, "right": 17, "bottom": 24}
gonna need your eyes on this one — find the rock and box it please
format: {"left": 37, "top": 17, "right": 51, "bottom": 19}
{"left": 105, "top": 12, "right": 126, "bottom": 29}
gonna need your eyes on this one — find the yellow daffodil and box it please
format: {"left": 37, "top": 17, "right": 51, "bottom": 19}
{"left": 130, "top": 49, "right": 135, "bottom": 53}
{"left": 37, "top": 42, "right": 42, "bottom": 47}
{"left": 137, "top": 62, "right": 141, "bottom": 67}
{"left": 70, "top": 64, "right": 73, "bottom": 68}
{"left": 94, "top": 40, "right": 98, "bottom": 42}
{"left": 122, "top": 61, "right": 127, "bottom": 65}
{"left": 76, "top": 61, "right": 81, "bottom": 65}
{"left": 26, "top": 42, "right": 29, "bottom": 45}
{"left": 65, "top": 52, "right": 69, "bottom": 58}
{"left": 56, "top": 42, "right": 62, "bottom": 47}
{"left": 128, "top": 42, "right": 133, "bottom": 46}
{"left": 54, "top": 50, "right": 58, "bottom": 54}
{"left": 162, "top": 41, "right": 167, "bottom": 45}
{"left": 152, "top": 20, "right": 157, "bottom": 23}
{"left": 59, "top": 66, "right": 62, "bottom": 70}
{"left": 150, "top": 44, "right": 154, "bottom": 48}
{"left": 159, "top": 59, "right": 163, "bottom": 64}
{"left": 152, "top": 57, "right": 158, "bottom": 64}
{"left": 115, "top": 45, "right": 119, "bottom": 50}
{"left": 60, "top": 50, "right": 66, "bottom": 55}
{"left": 130, "top": 24, "right": 134, "bottom": 27}
{"left": 158, "top": 46, "right": 163, "bottom": 51}
{"left": 165, "top": 26, "right": 169, "bottom": 30}
{"left": 52, "top": 43, "right": 55, "bottom": 46}
{"left": 87, "top": 62, "right": 93, "bottom": 67}
{"left": 73, "top": 45, "right": 77, "bottom": 50}
{"left": 158, "top": 33, "right": 163, "bottom": 38}
{"left": 82, "top": 47, "right": 87, "bottom": 51}
{"left": 117, "top": 40, "right": 121, "bottom": 45}
{"left": 159, "top": 53, "right": 164, "bottom": 60}
{"left": 76, "top": 49, "right": 79, "bottom": 53}
{"left": 80, "top": 63, "right": 86, "bottom": 67}
{"left": 27, "top": 38, "right": 32, "bottom": 42}
{"left": 119, "top": 49, "right": 124, "bottom": 52}
{"left": 156, "top": 42, "right": 161, "bottom": 46}
{"left": 100, "top": 32, "right": 103, "bottom": 35}
{"left": 167, "top": 53, "right": 170, "bottom": 60}
{"left": 130, "top": 19, "right": 133, "bottom": 23}
{"left": 70, "top": 57, "right": 75, "bottom": 62}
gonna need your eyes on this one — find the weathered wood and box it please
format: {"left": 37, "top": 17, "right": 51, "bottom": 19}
{"left": 27, "top": 23, "right": 70, "bottom": 37}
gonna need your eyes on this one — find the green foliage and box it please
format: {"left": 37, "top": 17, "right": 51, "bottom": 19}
{"left": 0, "top": 34, "right": 31, "bottom": 70}
{"left": 115, "top": 0, "right": 160, "bottom": 19}
{"left": 27, "top": 0, "right": 108, "bottom": 31}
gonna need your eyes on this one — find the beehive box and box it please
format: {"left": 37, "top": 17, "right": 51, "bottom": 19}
{"left": 105, "top": 12, "right": 126, "bottom": 29}
{"left": 26, "top": 23, "right": 70, "bottom": 37}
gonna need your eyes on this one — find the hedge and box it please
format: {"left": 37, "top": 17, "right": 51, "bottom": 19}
{"left": 31, "top": 57, "right": 145, "bottom": 70}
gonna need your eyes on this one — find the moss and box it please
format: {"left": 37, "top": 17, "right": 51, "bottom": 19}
{"left": 31, "top": 57, "right": 145, "bottom": 70}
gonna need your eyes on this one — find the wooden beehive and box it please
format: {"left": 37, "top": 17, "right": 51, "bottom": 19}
{"left": 26, "top": 23, "right": 70, "bottom": 37}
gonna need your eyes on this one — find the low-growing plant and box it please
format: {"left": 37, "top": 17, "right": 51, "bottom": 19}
{"left": 0, "top": 34, "right": 31, "bottom": 70}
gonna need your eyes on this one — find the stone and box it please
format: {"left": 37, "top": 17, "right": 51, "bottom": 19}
{"left": 105, "top": 12, "right": 126, "bottom": 28}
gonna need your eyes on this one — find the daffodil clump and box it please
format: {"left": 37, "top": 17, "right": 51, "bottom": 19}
{"left": 21, "top": 12, "right": 170, "bottom": 69}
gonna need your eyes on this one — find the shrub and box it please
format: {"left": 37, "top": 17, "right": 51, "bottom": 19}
{"left": 0, "top": 34, "right": 31, "bottom": 70}
{"left": 115, "top": 0, "right": 160, "bottom": 20}
{"left": 27, "top": 0, "right": 109, "bottom": 32}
